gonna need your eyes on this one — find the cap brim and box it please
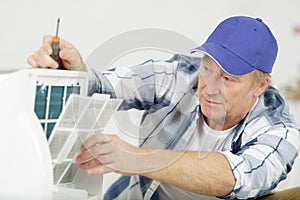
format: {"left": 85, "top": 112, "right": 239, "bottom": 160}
{"left": 191, "top": 42, "right": 255, "bottom": 76}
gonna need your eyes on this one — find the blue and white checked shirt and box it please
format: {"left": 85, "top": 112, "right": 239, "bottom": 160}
{"left": 87, "top": 54, "right": 300, "bottom": 199}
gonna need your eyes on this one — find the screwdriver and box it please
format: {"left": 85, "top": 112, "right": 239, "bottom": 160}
{"left": 51, "top": 18, "right": 63, "bottom": 69}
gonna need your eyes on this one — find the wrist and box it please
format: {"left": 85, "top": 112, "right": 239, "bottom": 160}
{"left": 136, "top": 148, "right": 182, "bottom": 176}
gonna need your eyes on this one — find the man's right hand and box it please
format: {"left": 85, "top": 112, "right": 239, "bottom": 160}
{"left": 27, "top": 35, "right": 87, "bottom": 71}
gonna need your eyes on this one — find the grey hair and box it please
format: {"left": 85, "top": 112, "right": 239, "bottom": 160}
{"left": 252, "top": 70, "right": 270, "bottom": 89}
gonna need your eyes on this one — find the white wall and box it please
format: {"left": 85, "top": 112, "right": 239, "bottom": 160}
{"left": 1, "top": 0, "right": 300, "bottom": 88}
{"left": 1, "top": 0, "right": 300, "bottom": 194}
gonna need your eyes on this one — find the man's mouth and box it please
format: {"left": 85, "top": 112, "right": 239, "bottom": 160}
{"left": 203, "top": 97, "right": 223, "bottom": 105}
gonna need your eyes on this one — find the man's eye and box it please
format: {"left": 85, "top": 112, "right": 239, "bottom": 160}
{"left": 224, "top": 76, "right": 230, "bottom": 81}
{"left": 223, "top": 76, "right": 234, "bottom": 82}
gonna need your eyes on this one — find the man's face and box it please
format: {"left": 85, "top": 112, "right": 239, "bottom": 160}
{"left": 198, "top": 56, "right": 258, "bottom": 130}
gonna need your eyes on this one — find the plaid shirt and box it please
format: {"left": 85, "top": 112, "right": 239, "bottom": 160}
{"left": 88, "top": 54, "right": 300, "bottom": 199}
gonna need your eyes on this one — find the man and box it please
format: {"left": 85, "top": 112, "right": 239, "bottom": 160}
{"left": 28, "top": 16, "right": 300, "bottom": 199}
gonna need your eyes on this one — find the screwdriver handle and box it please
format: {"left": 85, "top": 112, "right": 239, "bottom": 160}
{"left": 51, "top": 36, "right": 63, "bottom": 69}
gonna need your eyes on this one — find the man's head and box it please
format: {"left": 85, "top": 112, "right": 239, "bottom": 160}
{"left": 192, "top": 16, "right": 277, "bottom": 130}
{"left": 192, "top": 16, "right": 278, "bottom": 76}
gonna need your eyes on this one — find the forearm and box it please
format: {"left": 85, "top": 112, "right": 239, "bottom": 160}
{"left": 77, "top": 134, "right": 236, "bottom": 196}
{"left": 139, "top": 149, "right": 236, "bottom": 196}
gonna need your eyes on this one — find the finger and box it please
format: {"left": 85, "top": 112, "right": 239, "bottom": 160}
{"left": 27, "top": 35, "right": 55, "bottom": 68}
{"left": 60, "top": 38, "right": 76, "bottom": 49}
{"left": 27, "top": 45, "right": 53, "bottom": 68}
{"left": 42, "top": 35, "right": 53, "bottom": 47}
{"left": 27, "top": 55, "right": 38, "bottom": 68}
{"left": 79, "top": 157, "right": 102, "bottom": 170}
{"left": 42, "top": 35, "right": 71, "bottom": 68}
{"left": 31, "top": 48, "right": 58, "bottom": 69}
{"left": 80, "top": 134, "right": 111, "bottom": 152}
{"left": 79, "top": 154, "right": 114, "bottom": 170}
{"left": 59, "top": 47, "right": 79, "bottom": 61}
{"left": 43, "top": 35, "right": 75, "bottom": 59}
{"left": 59, "top": 41, "right": 86, "bottom": 71}
{"left": 59, "top": 47, "right": 83, "bottom": 69}
{"left": 41, "top": 44, "right": 52, "bottom": 55}
{"left": 77, "top": 143, "right": 113, "bottom": 164}
{"left": 86, "top": 165, "right": 114, "bottom": 176}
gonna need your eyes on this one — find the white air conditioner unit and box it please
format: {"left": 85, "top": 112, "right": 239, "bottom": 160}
{"left": 0, "top": 68, "right": 121, "bottom": 200}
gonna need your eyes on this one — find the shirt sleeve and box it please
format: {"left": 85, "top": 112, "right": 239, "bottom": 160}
{"left": 86, "top": 54, "right": 200, "bottom": 111}
{"left": 86, "top": 58, "right": 179, "bottom": 111}
{"left": 220, "top": 125, "right": 300, "bottom": 199}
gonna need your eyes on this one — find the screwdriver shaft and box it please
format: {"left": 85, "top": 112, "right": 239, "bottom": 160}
{"left": 51, "top": 18, "right": 63, "bottom": 69}
{"left": 55, "top": 18, "right": 60, "bottom": 36}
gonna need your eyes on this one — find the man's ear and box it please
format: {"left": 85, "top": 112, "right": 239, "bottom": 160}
{"left": 254, "top": 76, "right": 270, "bottom": 97}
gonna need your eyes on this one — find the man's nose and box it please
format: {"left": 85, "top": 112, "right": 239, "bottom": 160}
{"left": 204, "top": 75, "right": 223, "bottom": 95}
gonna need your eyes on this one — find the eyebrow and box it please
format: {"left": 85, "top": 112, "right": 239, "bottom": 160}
{"left": 200, "top": 55, "right": 241, "bottom": 80}
{"left": 202, "top": 55, "right": 210, "bottom": 61}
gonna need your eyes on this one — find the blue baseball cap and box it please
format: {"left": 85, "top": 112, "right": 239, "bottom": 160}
{"left": 191, "top": 16, "right": 278, "bottom": 76}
